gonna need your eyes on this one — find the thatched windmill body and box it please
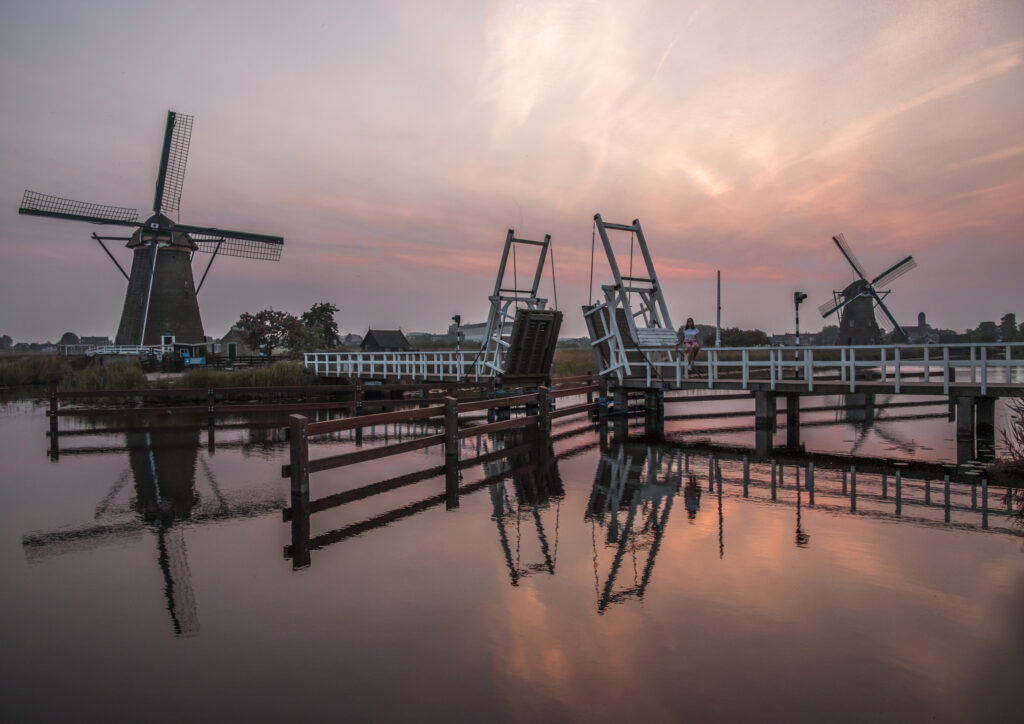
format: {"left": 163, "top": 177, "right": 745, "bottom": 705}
{"left": 19, "top": 111, "right": 284, "bottom": 348}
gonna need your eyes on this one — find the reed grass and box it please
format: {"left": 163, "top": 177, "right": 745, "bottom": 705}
{"left": 177, "top": 361, "right": 315, "bottom": 388}
{"left": 61, "top": 361, "right": 147, "bottom": 391}
{"left": 552, "top": 348, "right": 595, "bottom": 377}
{"left": 0, "top": 355, "right": 72, "bottom": 387}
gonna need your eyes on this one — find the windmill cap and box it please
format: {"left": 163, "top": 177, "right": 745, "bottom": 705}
{"left": 126, "top": 213, "right": 197, "bottom": 251}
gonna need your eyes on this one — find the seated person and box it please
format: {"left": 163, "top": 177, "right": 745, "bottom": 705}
{"left": 680, "top": 317, "right": 701, "bottom": 371}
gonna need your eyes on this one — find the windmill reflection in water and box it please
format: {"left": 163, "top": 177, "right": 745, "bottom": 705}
{"left": 24, "top": 414, "right": 284, "bottom": 637}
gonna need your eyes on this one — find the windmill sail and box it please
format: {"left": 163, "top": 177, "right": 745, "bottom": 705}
{"left": 153, "top": 111, "right": 193, "bottom": 216}
{"left": 832, "top": 233, "right": 867, "bottom": 279}
{"left": 871, "top": 256, "right": 916, "bottom": 289}
{"left": 19, "top": 190, "right": 139, "bottom": 227}
{"left": 189, "top": 232, "right": 283, "bottom": 261}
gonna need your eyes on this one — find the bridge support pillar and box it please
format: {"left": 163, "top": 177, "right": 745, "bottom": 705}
{"left": 644, "top": 388, "right": 664, "bottom": 438}
{"left": 613, "top": 388, "right": 629, "bottom": 441}
{"left": 785, "top": 393, "right": 802, "bottom": 450}
{"left": 955, "top": 395, "right": 975, "bottom": 464}
{"left": 754, "top": 390, "right": 777, "bottom": 457}
{"left": 976, "top": 397, "right": 996, "bottom": 462}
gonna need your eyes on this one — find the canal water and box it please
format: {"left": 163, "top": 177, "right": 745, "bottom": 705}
{"left": 1, "top": 394, "right": 1021, "bottom": 722}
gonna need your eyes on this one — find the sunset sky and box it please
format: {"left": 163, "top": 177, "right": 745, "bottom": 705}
{"left": 1, "top": 0, "right": 1022, "bottom": 341}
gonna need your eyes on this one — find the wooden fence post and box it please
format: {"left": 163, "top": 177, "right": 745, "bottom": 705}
{"left": 444, "top": 396, "right": 459, "bottom": 460}
{"left": 538, "top": 386, "right": 550, "bottom": 432}
{"left": 48, "top": 383, "right": 59, "bottom": 459}
{"left": 289, "top": 414, "right": 310, "bottom": 497}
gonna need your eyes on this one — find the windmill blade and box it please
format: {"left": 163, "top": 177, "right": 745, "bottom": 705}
{"left": 819, "top": 291, "right": 862, "bottom": 318}
{"left": 185, "top": 229, "right": 283, "bottom": 261}
{"left": 869, "top": 288, "right": 905, "bottom": 338}
{"left": 832, "top": 233, "right": 868, "bottom": 280}
{"left": 871, "top": 255, "right": 916, "bottom": 289}
{"left": 819, "top": 296, "right": 842, "bottom": 316}
{"left": 19, "top": 190, "right": 140, "bottom": 227}
{"left": 152, "top": 111, "right": 193, "bottom": 216}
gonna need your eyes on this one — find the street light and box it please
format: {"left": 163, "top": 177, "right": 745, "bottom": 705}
{"left": 794, "top": 292, "right": 807, "bottom": 352}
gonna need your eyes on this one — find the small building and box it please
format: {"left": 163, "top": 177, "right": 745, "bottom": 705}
{"left": 341, "top": 333, "right": 363, "bottom": 347}
{"left": 216, "top": 326, "right": 260, "bottom": 358}
{"left": 361, "top": 329, "right": 411, "bottom": 352}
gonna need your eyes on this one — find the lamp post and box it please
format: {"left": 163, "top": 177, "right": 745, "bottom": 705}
{"left": 794, "top": 292, "right": 807, "bottom": 357}
{"left": 452, "top": 314, "right": 461, "bottom": 353}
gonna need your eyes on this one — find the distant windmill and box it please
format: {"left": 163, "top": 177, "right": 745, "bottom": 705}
{"left": 19, "top": 111, "right": 284, "bottom": 348}
{"left": 819, "top": 233, "right": 916, "bottom": 345}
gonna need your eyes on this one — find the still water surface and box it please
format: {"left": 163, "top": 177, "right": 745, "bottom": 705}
{"left": 1, "top": 395, "right": 1021, "bottom": 722}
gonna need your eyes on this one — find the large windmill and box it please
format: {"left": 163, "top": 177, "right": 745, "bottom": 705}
{"left": 818, "top": 233, "right": 916, "bottom": 345}
{"left": 19, "top": 111, "right": 284, "bottom": 349}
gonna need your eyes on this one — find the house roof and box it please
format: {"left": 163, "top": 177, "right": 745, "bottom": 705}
{"left": 363, "top": 329, "right": 410, "bottom": 348}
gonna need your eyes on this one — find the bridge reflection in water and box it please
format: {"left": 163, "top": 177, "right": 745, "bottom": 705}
{"left": 283, "top": 413, "right": 1023, "bottom": 608}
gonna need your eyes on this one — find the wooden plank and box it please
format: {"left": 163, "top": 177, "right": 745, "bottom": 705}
{"left": 306, "top": 404, "right": 445, "bottom": 436}
{"left": 456, "top": 392, "right": 538, "bottom": 413}
{"left": 550, "top": 402, "right": 594, "bottom": 419}
{"left": 302, "top": 434, "right": 446, "bottom": 474}
{"left": 551, "top": 383, "right": 599, "bottom": 399}
{"left": 457, "top": 415, "right": 540, "bottom": 439}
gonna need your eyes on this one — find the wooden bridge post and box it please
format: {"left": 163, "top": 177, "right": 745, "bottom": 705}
{"left": 785, "top": 393, "right": 801, "bottom": 450}
{"left": 289, "top": 469, "right": 312, "bottom": 570}
{"left": 444, "top": 396, "right": 459, "bottom": 461}
{"left": 643, "top": 388, "right": 664, "bottom": 438}
{"left": 47, "top": 383, "right": 59, "bottom": 459}
{"left": 288, "top": 415, "right": 310, "bottom": 498}
{"left": 538, "top": 386, "right": 551, "bottom": 432}
{"left": 445, "top": 455, "right": 460, "bottom": 510}
{"left": 754, "top": 390, "right": 777, "bottom": 457}
{"left": 955, "top": 395, "right": 975, "bottom": 464}
{"left": 975, "top": 397, "right": 996, "bottom": 462}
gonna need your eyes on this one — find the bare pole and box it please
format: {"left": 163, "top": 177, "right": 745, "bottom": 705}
{"left": 715, "top": 270, "right": 721, "bottom": 347}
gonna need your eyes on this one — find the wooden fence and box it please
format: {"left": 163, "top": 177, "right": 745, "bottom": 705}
{"left": 282, "top": 383, "right": 600, "bottom": 497}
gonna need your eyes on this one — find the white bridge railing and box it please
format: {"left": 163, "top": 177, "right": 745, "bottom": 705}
{"left": 85, "top": 345, "right": 175, "bottom": 357}
{"left": 304, "top": 350, "right": 491, "bottom": 382}
{"left": 615, "top": 342, "right": 1024, "bottom": 395}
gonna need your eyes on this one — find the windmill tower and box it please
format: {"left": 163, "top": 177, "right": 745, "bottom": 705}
{"left": 19, "top": 111, "right": 284, "bottom": 348}
{"left": 819, "top": 233, "right": 916, "bottom": 345}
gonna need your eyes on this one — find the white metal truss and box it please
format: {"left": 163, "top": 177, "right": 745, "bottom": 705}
{"left": 479, "top": 229, "right": 550, "bottom": 375}
{"left": 586, "top": 214, "right": 680, "bottom": 383}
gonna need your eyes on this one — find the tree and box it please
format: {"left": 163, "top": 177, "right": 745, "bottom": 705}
{"left": 1000, "top": 313, "right": 1017, "bottom": 342}
{"left": 972, "top": 321, "right": 999, "bottom": 343}
{"left": 817, "top": 325, "right": 839, "bottom": 346}
{"left": 237, "top": 309, "right": 302, "bottom": 356}
{"left": 300, "top": 302, "right": 340, "bottom": 348}
{"left": 58, "top": 332, "right": 79, "bottom": 346}
{"left": 0, "top": 334, "right": 12, "bottom": 352}
{"left": 719, "top": 327, "right": 770, "bottom": 347}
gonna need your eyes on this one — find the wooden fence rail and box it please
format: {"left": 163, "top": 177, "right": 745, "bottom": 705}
{"left": 282, "top": 383, "right": 600, "bottom": 487}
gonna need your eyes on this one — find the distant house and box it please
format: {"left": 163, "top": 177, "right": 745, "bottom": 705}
{"left": 361, "top": 329, "right": 411, "bottom": 352}
{"left": 341, "top": 333, "right": 363, "bottom": 347}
